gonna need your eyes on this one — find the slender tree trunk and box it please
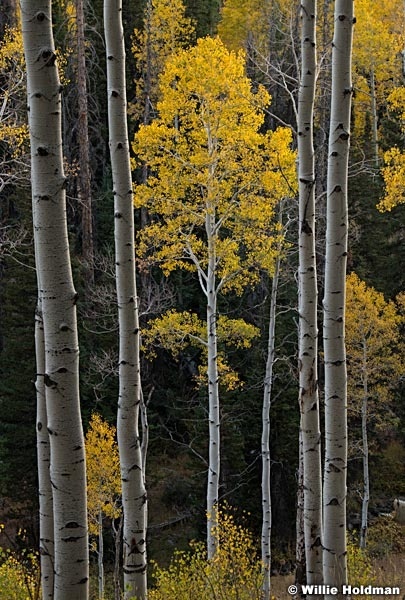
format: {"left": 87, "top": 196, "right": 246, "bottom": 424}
{"left": 98, "top": 510, "right": 105, "bottom": 599}
{"left": 104, "top": 2, "right": 147, "bottom": 597}
{"left": 113, "top": 517, "right": 123, "bottom": 600}
{"left": 35, "top": 300, "right": 54, "bottom": 600}
{"left": 295, "top": 431, "right": 306, "bottom": 598}
{"left": 261, "top": 244, "right": 281, "bottom": 600}
{"left": 76, "top": 0, "right": 94, "bottom": 285}
{"left": 297, "top": 1, "right": 323, "bottom": 593}
{"left": 369, "top": 68, "right": 379, "bottom": 168}
{"left": 359, "top": 342, "right": 369, "bottom": 549}
{"left": 322, "top": 2, "right": 354, "bottom": 597}
{"left": 21, "top": 3, "right": 89, "bottom": 598}
{"left": 206, "top": 220, "right": 220, "bottom": 560}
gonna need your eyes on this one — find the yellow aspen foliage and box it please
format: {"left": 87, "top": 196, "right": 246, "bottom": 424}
{"left": 218, "top": 0, "right": 294, "bottom": 55}
{"left": 131, "top": 0, "right": 195, "bottom": 121}
{"left": 133, "top": 36, "right": 297, "bottom": 290}
{"left": 345, "top": 273, "right": 403, "bottom": 425}
{"left": 217, "top": 0, "right": 270, "bottom": 53}
{"left": 149, "top": 505, "right": 264, "bottom": 600}
{"left": 0, "top": 545, "right": 40, "bottom": 600}
{"left": 353, "top": 0, "right": 404, "bottom": 85}
{"left": 346, "top": 536, "right": 376, "bottom": 587}
{"left": 386, "top": 86, "right": 405, "bottom": 124}
{"left": 0, "top": 27, "right": 29, "bottom": 159}
{"left": 85, "top": 413, "right": 122, "bottom": 538}
{"left": 378, "top": 88, "right": 405, "bottom": 211}
{"left": 351, "top": 0, "right": 404, "bottom": 144}
{"left": 378, "top": 147, "right": 405, "bottom": 211}
{"left": 143, "top": 310, "right": 259, "bottom": 390}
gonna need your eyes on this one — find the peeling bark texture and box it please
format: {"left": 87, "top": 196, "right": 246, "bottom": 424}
{"left": 104, "top": 1, "right": 147, "bottom": 598}
{"left": 21, "top": 2, "right": 89, "bottom": 598}
{"left": 297, "top": 1, "right": 323, "bottom": 594}
{"left": 322, "top": 2, "right": 354, "bottom": 597}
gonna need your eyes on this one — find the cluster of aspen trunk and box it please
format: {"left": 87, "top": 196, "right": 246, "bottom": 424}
{"left": 21, "top": 1, "right": 355, "bottom": 599}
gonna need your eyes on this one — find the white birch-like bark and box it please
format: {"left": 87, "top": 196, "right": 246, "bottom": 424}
{"left": 359, "top": 342, "right": 369, "bottom": 549}
{"left": 295, "top": 431, "right": 306, "bottom": 596}
{"left": 35, "top": 300, "right": 54, "bottom": 600}
{"left": 98, "top": 510, "right": 105, "bottom": 600}
{"left": 297, "top": 1, "right": 323, "bottom": 592}
{"left": 261, "top": 247, "right": 280, "bottom": 600}
{"left": 21, "top": 2, "right": 89, "bottom": 598}
{"left": 206, "top": 211, "right": 220, "bottom": 561}
{"left": 104, "top": 2, "right": 147, "bottom": 597}
{"left": 323, "top": 2, "right": 354, "bottom": 596}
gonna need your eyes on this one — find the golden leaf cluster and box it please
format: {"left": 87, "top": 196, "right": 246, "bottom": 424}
{"left": 346, "top": 273, "right": 403, "bottom": 418}
{"left": 85, "top": 413, "right": 122, "bottom": 537}
{"left": 133, "top": 36, "right": 297, "bottom": 289}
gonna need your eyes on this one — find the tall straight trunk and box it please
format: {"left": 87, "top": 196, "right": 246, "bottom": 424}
{"left": 369, "top": 68, "right": 379, "bottom": 168}
{"left": 295, "top": 431, "right": 306, "bottom": 597}
{"left": 206, "top": 216, "right": 220, "bottom": 560}
{"left": 35, "top": 300, "right": 54, "bottom": 600}
{"left": 104, "top": 2, "right": 147, "bottom": 598}
{"left": 98, "top": 510, "right": 105, "bottom": 599}
{"left": 21, "top": 3, "right": 89, "bottom": 599}
{"left": 297, "top": 1, "right": 323, "bottom": 592}
{"left": 322, "top": 2, "right": 354, "bottom": 596}
{"left": 261, "top": 245, "right": 281, "bottom": 600}
{"left": 359, "top": 342, "right": 369, "bottom": 549}
{"left": 113, "top": 517, "right": 123, "bottom": 600}
{"left": 76, "top": 0, "right": 94, "bottom": 285}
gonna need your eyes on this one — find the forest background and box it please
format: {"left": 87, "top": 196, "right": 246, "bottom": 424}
{"left": 0, "top": 0, "right": 405, "bottom": 597}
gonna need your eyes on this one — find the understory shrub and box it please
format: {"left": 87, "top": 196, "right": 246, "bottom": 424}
{"left": 148, "top": 506, "right": 264, "bottom": 600}
{"left": 0, "top": 546, "right": 40, "bottom": 600}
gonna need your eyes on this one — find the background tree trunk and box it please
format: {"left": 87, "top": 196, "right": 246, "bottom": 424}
{"left": 322, "top": 1, "right": 354, "bottom": 596}
{"left": 104, "top": 1, "right": 147, "bottom": 597}
{"left": 297, "top": 1, "right": 323, "bottom": 592}
{"left": 295, "top": 431, "right": 306, "bottom": 598}
{"left": 261, "top": 243, "right": 281, "bottom": 600}
{"left": 359, "top": 343, "right": 369, "bottom": 549}
{"left": 21, "top": 2, "right": 89, "bottom": 598}
{"left": 76, "top": 0, "right": 94, "bottom": 285}
{"left": 98, "top": 509, "right": 105, "bottom": 599}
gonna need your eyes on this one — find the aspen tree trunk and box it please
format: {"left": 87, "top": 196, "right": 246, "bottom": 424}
{"left": 76, "top": 0, "right": 94, "bottom": 285}
{"left": 369, "top": 68, "right": 379, "bottom": 167}
{"left": 35, "top": 300, "right": 54, "bottom": 600}
{"left": 113, "top": 517, "right": 123, "bottom": 600}
{"left": 323, "top": 2, "right": 354, "bottom": 596}
{"left": 261, "top": 246, "right": 281, "bottom": 600}
{"left": 21, "top": 2, "right": 89, "bottom": 598}
{"left": 359, "top": 343, "right": 369, "bottom": 549}
{"left": 295, "top": 431, "right": 306, "bottom": 598}
{"left": 104, "top": 2, "right": 147, "bottom": 597}
{"left": 98, "top": 510, "right": 105, "bottom": 599}
{"left": 206, "top": 214, "right": 220, "bottom": 560}
{"left": 297, "top": 1, "right": 323, "bottom": 593}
